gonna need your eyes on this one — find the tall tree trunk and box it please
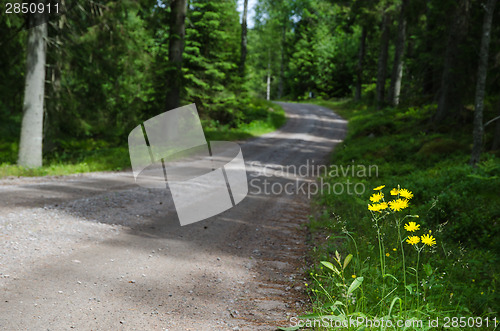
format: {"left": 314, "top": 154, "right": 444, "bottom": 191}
{"left": 266, "top": 59, "right": 271, "bottom": 101}
{"left": 355, "top": 26, "right": 367, "bottom": 101}
{"left": 165, "top": 0, "right": 187, "bottom": 111}
{"left": 278, "top": 20, "right": 286, "bottom": 99}
{"left": 388, "top": 0, "right": 408, "bottom": 106}
{"left": 422, "top": 0, "right": 435, "bottom": 98}
{"left": 376, "top": 12, "right": 391, "bottom": 109}
{"left": 239, "top": 0, "right": 248, "bottom": 77}
{"left": 433, "top": 0, "right": 469, "bottom": 124}
{"left": 18, "top": 11, "right": 48, "bottom": 168}
{"left": 45, "top": 2, "right": 66, "bottom": 153}
{"left": 492, "top": 104, "right": 500, "bottom": 150}
{"left": 470, "top": 0, "right": 497, "bottom": 165}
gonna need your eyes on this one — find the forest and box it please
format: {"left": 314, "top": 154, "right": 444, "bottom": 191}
{"left": 1, "top": 0, "right": 499, "bottom": 327}
{"left": 1, "top": 0, "right": 500, "bottom": 168}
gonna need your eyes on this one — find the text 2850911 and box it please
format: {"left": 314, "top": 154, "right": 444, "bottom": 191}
{"left": 5, "top": 2, "right": 59, "bottom": 14}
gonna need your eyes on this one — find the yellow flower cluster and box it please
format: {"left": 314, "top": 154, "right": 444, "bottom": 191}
{"left": 407, "top": 233, "right": 436, "bottom": 246}
{"left": 404, "top": 222, "right": 436, "bottom": 247}
{"left": 368, "top": 185, "right": 413, "bottom": 213}
{"left": 369, "top": 185, "right": 437, "bottom": 247}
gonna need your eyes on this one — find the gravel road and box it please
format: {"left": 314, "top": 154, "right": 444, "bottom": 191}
{"left": 0, "top": 102, "right": 347, "bottom": 330}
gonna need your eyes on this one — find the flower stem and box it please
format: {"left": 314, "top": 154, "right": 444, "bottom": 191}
{"left": 376, "top": 221, "right": 385, "bottom": 315}
{"left": 416, "top": 248, "right": 421, "bottom": 310}
{"left": 397, "top": 220, "right": 407, "bottom": 315}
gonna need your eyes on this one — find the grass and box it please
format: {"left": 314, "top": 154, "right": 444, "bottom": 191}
{"left": 0, "top": 99, "right": 286, "bottom": 178}
{"left": 294, "top": 99, "right": 500, "bottom": 330}
{"left": 0, "top": 146, "right": 131, "bottom": 178}
{"left": 203, "top": 100, "right": 286, "bottom": 141}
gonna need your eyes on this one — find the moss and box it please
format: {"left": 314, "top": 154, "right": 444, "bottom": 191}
{"left": 416, "top": 138, "right": 468, "bottom": 159}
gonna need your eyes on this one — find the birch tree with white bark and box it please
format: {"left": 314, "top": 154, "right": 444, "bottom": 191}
{"left": 18, "top": 5, "right": 48, "bottom": 168}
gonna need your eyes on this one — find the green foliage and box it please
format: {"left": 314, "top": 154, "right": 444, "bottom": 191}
{"left": 305, "top": 100, "right": 499, "bottom": 324}
{"left": 3, "top": 0, "right": 500, "bottom": 169}
{"left": 0, "top": 0, "right": 283, "bottom": 171}
{"left": 0, "top": 2, "right": 26, "bottom": 152}
{"left": 183, "top": 0, "right": 242, "bottom": 121}
{"left": 288, "top": 2, "right": 359, "bottom": 99}
{"left": 46, "top": 0, "right": 154, "bottom": 145}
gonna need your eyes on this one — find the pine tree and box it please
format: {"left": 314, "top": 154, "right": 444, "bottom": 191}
{"left": 183, "top": 0, "right": 241, "bottom": 120}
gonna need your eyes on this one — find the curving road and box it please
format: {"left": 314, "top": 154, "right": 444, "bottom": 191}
{"left": 0, "top": 103, "right": 347, "bottom": 330}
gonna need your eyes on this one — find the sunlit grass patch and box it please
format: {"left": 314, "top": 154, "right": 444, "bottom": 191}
{"left": 203, "top": 100, "right": 286, "bottom": 141}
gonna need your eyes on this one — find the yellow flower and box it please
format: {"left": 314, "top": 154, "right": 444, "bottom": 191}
{"left": 404, "top": 221, "right": 420, "bottom": 232}
{"left": 305, "top": 283, "right": 308, "bottom": 287}
{"left": 389, "top": 198, "right": 409, "bottom": 211}
{"left": 406, "top": 236, "right": 420, "bottom": 245}
{"left": 373, "top": 185, "right": 385, "bottom": 191}
{"left": 390, "top": 188, "right": 399, "bottom": 195}
{"left": 368, "top": 202, "right": 388, "bottom": 212}
{"left": 386, "top": 253, "right": 390, "bottom": 257}
{"left": 370, "top": 192, "right": 384, "bottom": 202}
{"left": 421, "top": 233, "right": 436, "bottom": 246}
{"left": 399, "top": 188, "right": 414, "bottom": 199}
{"left": 352, "top": 275, "right": 356, "bottom": 278}
{"left": 393, "top": 248, "right": 397, "bottom": 251}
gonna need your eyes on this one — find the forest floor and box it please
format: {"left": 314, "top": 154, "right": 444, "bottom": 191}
{"left": 0, "top": 103, "right": 347, "bottom": 330}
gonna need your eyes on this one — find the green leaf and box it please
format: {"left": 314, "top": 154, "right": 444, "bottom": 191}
{"left": 423, "top": 263, "right": 433, "bottom": 277}
{"left": 343, "top": 254, "right": 353, "bottom": 270}
{"left": 388, "top": 296, "right": 402, "bottom": 317}
{"left": 383, "top": 273, "right": 399, "bottom": 282}
{"left": 405, "top": 284, "right": 413, "bottom": 295}
{"left": 322, "top": 301, "right": 346, "bottom": 312}
{"left": 321, "top": 261, "right": 341, "bottom": 276}
{"left": 333, "top": 300, "right": 346, "bottom": 307}
{"left": 320, "top": 261, "right": 334, "bottom": 271}
{"left": 347, "top": 276, "right": 364, "bottom": 295}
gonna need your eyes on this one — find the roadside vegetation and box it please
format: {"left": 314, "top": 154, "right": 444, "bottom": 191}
{"left": 1, "top": 0, "right": 290, "bottom": 175}
{"left": 299, "top": 99, "right": 499, "bottom": 330}
{"left": 0, "top": 99, "right": 284, "bottom": 178}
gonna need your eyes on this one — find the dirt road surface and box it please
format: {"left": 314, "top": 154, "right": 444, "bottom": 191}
{"left": 0, "top": 102, "right": 347, "bottom": 330}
